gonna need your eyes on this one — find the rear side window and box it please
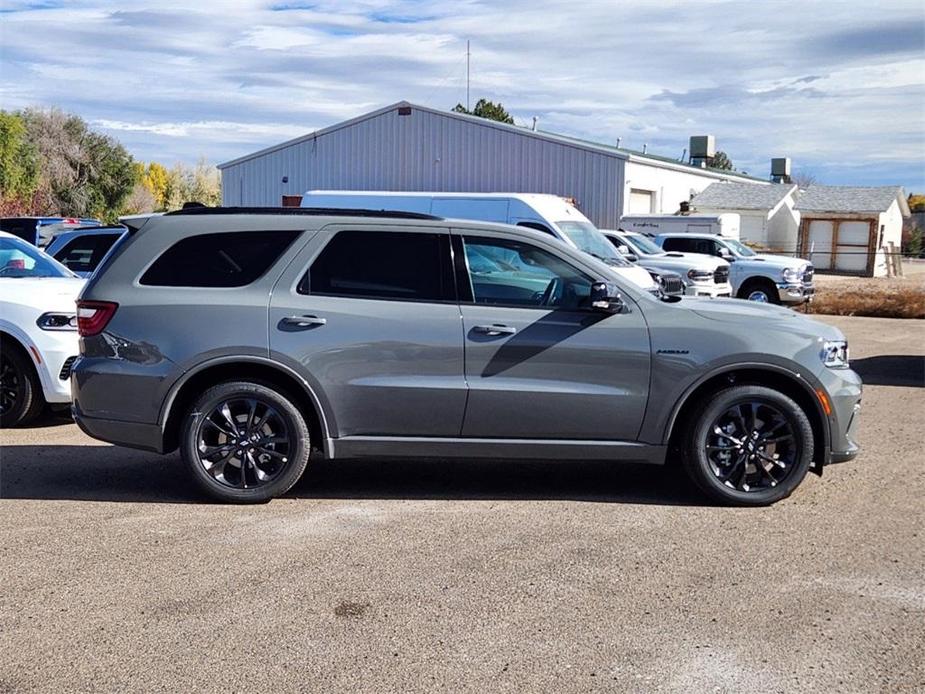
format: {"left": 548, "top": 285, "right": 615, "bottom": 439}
{"left": 54, "top": 234, "right": 121, "bottom": 274}
{"left": 300, "top": 230, "right": 453, "bottom": 302}
{"left": 662, "top": 237, "right": 695, "bottom": 253}
{"left": 140, "top": 230, "right": 301, "bottom": 287}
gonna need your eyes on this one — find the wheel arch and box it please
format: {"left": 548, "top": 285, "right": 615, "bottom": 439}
{"left": 665, "top": 364, "right": 830, "bottom": 472}
{"left": 160, "top": 357, "right": 331, "bottom": 455}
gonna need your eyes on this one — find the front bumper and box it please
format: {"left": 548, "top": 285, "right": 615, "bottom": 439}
{"left": 29, "top": 330, "right": 79, "bottom": 404}
{"left": 818, "top": 366, "right": 862, "bottom": 465}
{"left": 686, "top": 281, "right": 733, "bottom": 298}
{"left": 777, "top": 281, "right": 815, "bottom": 304}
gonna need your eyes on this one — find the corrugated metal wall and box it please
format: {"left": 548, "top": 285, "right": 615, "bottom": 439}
{"left": 221, "top": 107, "right": 626, "bottom": 227}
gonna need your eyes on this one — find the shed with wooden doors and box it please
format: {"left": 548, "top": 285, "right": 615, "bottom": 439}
{"left": 690, "top": 182, "right": 799, "bottom": 252}
{"left": 795, "top": 186, "right": 910, "bottom": 277}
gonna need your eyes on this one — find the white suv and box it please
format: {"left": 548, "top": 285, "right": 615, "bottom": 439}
{"left": 0, "top": 231, "right": 84, "bottom": 426}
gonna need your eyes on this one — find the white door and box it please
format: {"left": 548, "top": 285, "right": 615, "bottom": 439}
{"left": 834, "top": 221, "right": 870, "bottom": 273}
{"left": 629, "top": 189, "right": 654, "bottom": 214}
{"left": 807, "top": 220, "right": 833, "bottom": 270}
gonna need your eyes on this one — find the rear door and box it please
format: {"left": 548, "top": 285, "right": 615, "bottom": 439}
{"left": 268, "top": 225, "right": 467, "bottom": 438}
{"left": 454, "top": 232, "right": 650, "bottom": 441}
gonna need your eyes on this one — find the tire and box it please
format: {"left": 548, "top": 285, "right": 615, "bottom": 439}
{"left": 737, "top": 279, "right": 780, "bottom": 305}
{"left": 0, "top": 346, "right": 46, "bottom": 428}
{"left": 682, "top": 385, "right": 814, "bottom": 506}
{"left": 180, "top": 381, "right": 311, "bottom": 503}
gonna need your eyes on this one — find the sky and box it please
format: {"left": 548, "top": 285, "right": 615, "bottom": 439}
{"left": 1, "top": 0, "right": 924, "bottom": 191}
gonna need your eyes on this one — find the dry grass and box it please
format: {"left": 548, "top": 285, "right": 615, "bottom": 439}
{"left": 804, "top": 274, "right": 925, "bottom": 319}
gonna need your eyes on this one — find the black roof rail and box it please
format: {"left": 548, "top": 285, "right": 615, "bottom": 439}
{"left": 163, "top": 206, "right": 442, "bottom": 221}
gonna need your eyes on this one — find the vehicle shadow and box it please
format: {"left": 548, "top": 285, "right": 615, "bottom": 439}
{"left": 851, "top": 355, "right": 924, "bottom": 388}
{"left": 0, "top": 445, "right": 705, "bottom": 507}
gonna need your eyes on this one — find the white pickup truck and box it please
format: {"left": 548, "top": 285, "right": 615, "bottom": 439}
{"left": 656, "top": 233, "right": 814, "bottom": 305}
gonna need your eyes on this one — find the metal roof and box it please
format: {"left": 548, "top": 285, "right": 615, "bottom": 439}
{"left": 691, "top": 182, "right": 797, "bottom": 211}
{"left": 794, "top": 185, "right": 909, "bottom": 215}
{"left": 218, "top": 100, "right": 766, "bottom": 183}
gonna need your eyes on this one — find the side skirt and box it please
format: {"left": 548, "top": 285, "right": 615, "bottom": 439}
{"left": 326, "top": 436, "right": 666, "bottom": 465}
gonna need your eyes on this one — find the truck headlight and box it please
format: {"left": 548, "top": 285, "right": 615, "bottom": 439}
{"left": 36, "top": 312, "right": 78, "bottom": 331}
{"left": 821, "top": 340, "right": 849, "bottom": 368}
{"left": 782, "top": 267, "right": 803, "bottom": 283}
{"left": 687, "top": 269, "right": 714, "bottom": 283}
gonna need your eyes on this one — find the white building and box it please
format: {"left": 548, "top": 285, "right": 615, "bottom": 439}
{"left": 691, "top": 182, "right": 799, "bottom": 252}
{"left": 794, "top": 186, "right": 910, "bottom": 277}
{"left": 218, "top": 101, "right": 767, "bottom": 229}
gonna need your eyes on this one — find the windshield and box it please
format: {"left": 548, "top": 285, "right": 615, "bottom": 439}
{"left": 0, "top": 236, "right": 73, "bottom": 278}
{"left": 724, "top": 238, "right": 757, "bottom": 257}
{"left": 556, "top": 221, "right": 632, "bottom": 267}
{"left": 624, "top": 233, "right": 665, "bottom": 256}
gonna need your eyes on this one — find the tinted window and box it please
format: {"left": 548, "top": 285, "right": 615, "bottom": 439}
{"left": 662, "top": 237, "right": 718, "bottom": 255}
{"left": 461, "top": 237, "right": 591, "bottom": 310}
{"left": 54, "top": 234, "right": 121, "bottom": 274}
{"left": 141, "top": 230, "right": 300, "bottom": 287}
{"left": 301, "top": 230, "right": 453, "bottom": 302}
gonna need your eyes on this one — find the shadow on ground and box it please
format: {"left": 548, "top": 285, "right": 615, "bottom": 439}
{"left": 0, "top": 445, "right": 703, "bottom": 507}
{"left": 851, "top": 355, "right": 924, "bottom": 388}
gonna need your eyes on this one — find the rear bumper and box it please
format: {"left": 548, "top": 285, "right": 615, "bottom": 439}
{"left": 72, "top": 401, "right": 165, "bottom": 453}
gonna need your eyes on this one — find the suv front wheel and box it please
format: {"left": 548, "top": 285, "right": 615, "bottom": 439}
{"left": 683, "top": 385, "right": 814, "bottom": 506}
{"left": 180, "top": 381, "right": 310, "bottom": 503}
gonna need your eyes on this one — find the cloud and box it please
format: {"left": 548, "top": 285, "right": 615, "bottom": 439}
{"left": 0, "top": 0, "right": 922, "bottom": 190}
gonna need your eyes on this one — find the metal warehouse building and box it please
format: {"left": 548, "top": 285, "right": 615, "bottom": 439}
{"left": 218, "top": 101, "right": 767, "bottom": 228}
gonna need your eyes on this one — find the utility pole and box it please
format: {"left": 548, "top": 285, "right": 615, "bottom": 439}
{"left": 466, "top": 40, "right": 470, "bottom": 112}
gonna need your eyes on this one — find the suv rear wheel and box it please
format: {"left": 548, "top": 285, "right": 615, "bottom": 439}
{"left": 0, "top": 347, "right": 45, "bottom": 428}
{"left": 682, "top": 385, "right": 814, "bottom": 506}
{"left": 180, "top": 381, "right": 310, "bottom": 503}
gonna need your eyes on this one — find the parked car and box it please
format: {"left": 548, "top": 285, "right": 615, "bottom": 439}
{"left": 656, "top": 233, "right": 814, "bottom": 305}
{"left": 300, "top": 191, "right": 660, "bottom": 293}
{"left": 71, "top": 206, "right": 861, "bottom": 506}
{"left": 0, "top": 231, "right": 83, "bottom": 427}
{"left": 0, "top": 217, "right": 101, "bottom": 247}
{"left": 45, "top": 226, "right": 126, "bottom": 277}
{"left": 603, "top": 229, "right": 732, "bottom": 298}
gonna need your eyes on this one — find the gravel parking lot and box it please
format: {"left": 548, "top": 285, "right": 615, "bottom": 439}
{"left": 1, "top": 315, "right": 923, "bottom": 693}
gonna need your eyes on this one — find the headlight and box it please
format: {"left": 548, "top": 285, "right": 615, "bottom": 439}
{"left": 782, "top": 267, "right": 803, "bottom": 282}
{"left": 36, "top": 312, "right": 78, "bottom": 331}
{"left": 821, "top": 340, "right": 849, "bottom": 368}
{"left": 687, "top": 269, "right": 714, "bottom": 282}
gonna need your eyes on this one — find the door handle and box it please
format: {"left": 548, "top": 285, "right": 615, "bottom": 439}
{"left": 472, "top": 324, "right": 517, "bottom": 336}
{"left": 280, "top": 315, "right": 327, "bottom": 328}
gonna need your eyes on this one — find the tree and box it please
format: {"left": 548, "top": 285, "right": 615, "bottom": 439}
{"left": 161, "top": 159, "right": 222, "bottom": 211}
{"left": 141, "top": 162, "right": 170, "bottom": 210}
{"left": 452, "top": 98, "right": 514, "bottom": 124}
{"left": 792, "top": 171, "right": 819, "bottom": 188}
{"left": 908, "top": 194, "right": 925, "bottom": 212}
{"left": 710, "top": 150, "right": 734, "bottom": 171}
{"left": 0, "top": 111, "right": 40, "bottom": 211}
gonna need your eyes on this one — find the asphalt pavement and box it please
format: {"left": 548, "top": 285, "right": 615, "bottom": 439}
{"left": 1, "top": 315, "right": 923, "bottom": 693}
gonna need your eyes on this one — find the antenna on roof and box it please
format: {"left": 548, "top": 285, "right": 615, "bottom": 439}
{"left": 616, "top": 137, "right": 622, "bottom": 149}
{"left": 531, "top": 116, "right": 538, "bottom": 131}
{"left": 466, "top": 40, "right": 471, "bottom": 112}
{"left": 680, "top": 148, "right": 687, "bottom": 162}
{"left": 642, "top": 143, "right": 648, "bottom": 154}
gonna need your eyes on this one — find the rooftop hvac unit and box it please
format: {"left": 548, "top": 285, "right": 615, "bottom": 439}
{"left": 689, "top": 135, "right": 716, "bottom": 168}
{"left": 771, "top": 157, "right": 792, "bottom": 183}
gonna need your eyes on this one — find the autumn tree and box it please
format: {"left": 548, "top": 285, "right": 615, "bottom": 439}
{"left": 0, "top": 111, "right": 40, "bottom": 214}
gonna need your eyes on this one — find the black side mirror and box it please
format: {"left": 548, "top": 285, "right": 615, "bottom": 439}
{"left": 590, "top": 281, "right": 625, "bottom": 314}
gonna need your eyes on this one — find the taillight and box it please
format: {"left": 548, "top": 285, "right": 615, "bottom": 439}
{"left": 77, "top": 301, "right": 118, "bottom": 337}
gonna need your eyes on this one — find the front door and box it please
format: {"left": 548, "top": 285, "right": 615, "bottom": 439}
{"left": 455, "top": 234, "right": 651, "bottom": 441}
{"left": 269, "top": 226, "right": 466, "bottom": 438}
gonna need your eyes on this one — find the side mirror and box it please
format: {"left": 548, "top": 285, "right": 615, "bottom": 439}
{"left": 617, "top": 244, "right": 630, "bottom": 255}
{"left": 590, "top": 281, "right": 625, "bottom": 314}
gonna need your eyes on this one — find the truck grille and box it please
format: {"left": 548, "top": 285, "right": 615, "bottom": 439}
{"left": 59, "top": 356, "right": 77, "bottom": 381}
{"left": 714, "top": 267, "right": 729, "bottom": 284}
{"left": 662, "top": 275, "right": 684, "bottom": 296}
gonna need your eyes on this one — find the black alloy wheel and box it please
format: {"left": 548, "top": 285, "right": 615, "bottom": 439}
{"left": 684, "top": 385, "right": 814, "bottom": 506}
{"left": 180, "top": 381, "right": 310, "bottom": 503}
{"left": 0, "top": 348, "right": 45, "bottom": 427}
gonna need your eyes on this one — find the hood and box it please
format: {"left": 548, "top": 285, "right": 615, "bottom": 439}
{"left": 689, "top": 297, "right": 843, "bottom": 339}
{"left": 640, "top": 252, "right": 726, "bottom": 272}
{"left": 0, "top": 277, "right": 85, "bottom": 313}
{"left": 612, "top": 263, "right": 658, "bottom": 291}
{"left": 748, "top": 253, "right": 810, "bottom": 271}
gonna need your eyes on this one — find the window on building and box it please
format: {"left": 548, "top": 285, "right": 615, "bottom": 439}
{"left": 140, "top": 230, "right": 301, "bottom": 287}
{"left": 300, "top": 230, "right": 454, "bottom": 302}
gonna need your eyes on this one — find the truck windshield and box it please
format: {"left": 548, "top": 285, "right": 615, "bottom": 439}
{"left": 724, "top": 239, "right": 757, "bottom": 257}
{"left": 556, "top": 221, "right": 632, "bottom": 267}
{"left": 625, "top": 233, "right": 665, "bottom": 256}
{"left": 0, "top": 236, "right": 73, "bottom": 278}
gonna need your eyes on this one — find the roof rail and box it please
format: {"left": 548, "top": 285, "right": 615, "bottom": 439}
{"left": 163, "top": 206, "right": 442, "bottom": 221}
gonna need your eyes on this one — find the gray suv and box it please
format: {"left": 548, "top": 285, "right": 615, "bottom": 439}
{"left": 71, "top": 208, "right": 861, "bottom": 506}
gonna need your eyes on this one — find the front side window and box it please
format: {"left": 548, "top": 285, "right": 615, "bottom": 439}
{"left": 462, "top": 237, "right": 592, "bottom": 310}
{"left": 0, "top": 236, "right": 72, "bottom": 278}
{"left": 54, "top": 234, "right": 121, "bottom": 274}
{"left": 723, "top": 239, "right": 757, "bottom": 257}
{"left": 300, "top": 230, "right": 454, "bottom": 302}
{"left": 140, "top": 230, "right": 301, "bottom": 287}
